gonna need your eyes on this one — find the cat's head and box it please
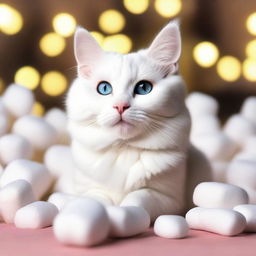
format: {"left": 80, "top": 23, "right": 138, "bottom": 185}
{"left": 67, "top": 21, "right": 190, "bottom": 150}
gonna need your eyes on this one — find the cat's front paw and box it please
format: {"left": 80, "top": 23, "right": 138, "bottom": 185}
{"left": 84, "top": 190, "right": 113, "bottom": 206}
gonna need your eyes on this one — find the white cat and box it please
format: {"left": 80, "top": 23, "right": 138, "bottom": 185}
{"left": 66, "top": 21, "right": 212, "bottom": 221}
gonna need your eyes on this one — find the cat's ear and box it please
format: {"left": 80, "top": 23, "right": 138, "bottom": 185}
{"left": 147, "top": 20, "right": 181, "bottom": 67}
{"left": 74, "top": 27, "right": 104, "bottom": 78}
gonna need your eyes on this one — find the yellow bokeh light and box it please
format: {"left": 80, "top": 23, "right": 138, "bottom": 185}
{"left": 31, "top": 102, "right": 45, "bottom": 117}
{"left": 216, "top": 56, "right": 241, "bottom": 82}
{"left": 154, "top": 0, "right": 182, "bottom": 18}
{"left": 243, "top": 58, "right": 256, "bottom": 81}
{"left": 0, "top": 4, "right": 23, "bottom": 35}
{"left": 245, "top": 40, "right": 256, "bottom": 59}
{"left": 0, "top": 77, "right": 5, "bottom": 94}
{"left": 246, "top": 13, "right": 256, "bottom": 36}
{"left": 90, "top": 31, "right": 104, "bottom": 46}
{"left": 41, "top": 71, "right": 67, "bottom": 96}
{"left": 123, "top": 0, "right": 149, "bottom": 14}
{"left": 14, "top": 66, "right": 40, "bottom": 90}
{"left": 52, "top": 13, "right": 76, "bottom": 37}
{"left": 99, "top": 9, "right": 125, "bottom": 34}
{"left": 39, "top": 33, "right": 66, "bottom": 57}
{"left": 193, "top": 42, "right": 219, "bottom": 68}
{"left": 102, "top": 34, "right": 132, "bottom": 54}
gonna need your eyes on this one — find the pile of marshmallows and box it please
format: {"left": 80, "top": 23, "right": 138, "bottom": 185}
{"left": 0, "top": 84, "right": 255, "bottom": 247}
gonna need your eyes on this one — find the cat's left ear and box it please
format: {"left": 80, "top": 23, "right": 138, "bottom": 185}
{"left": 147, "top": 20, "right": 181, "bottom": 68}
{"left": 74, "top": 27, "right": 104, "bottom": 78}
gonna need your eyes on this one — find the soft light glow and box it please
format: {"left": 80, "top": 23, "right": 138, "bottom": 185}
{"left": 52, "top": 13, "right": 76, "bottom": 37}
{"left": 246, "top": 13, "right": 256, "bottom": 36}
{"left": 245, "top": 40, "right": 256, "bottom": 59}
{"left": 216, "top": 56, "right": 241, "bottom": 82}
{"left": 0, "top": 77, "right": 4, "bottom": 93}
{"left": 102, "top": 34, "right": 132, "bottom": 54}
{"left": 243, "top": 58, "right": 256, "bottom": 81}
{"left": 154, "top": 0, "right": 182, "bottom": 18}
{"left": 99, "top": 9, "right": 125, "bottom": 34}
{"left": 0, "top": 4, "right": 23, "bottom": 35}
{"left": 14, "top": 66, "right": 40, "bottom": 90}
{"left": 90, "top": 31, "right": 104, "bottom": 46}
{"left": 31, "top": 102, "right": 45, "bottom": 117}
{"left": 40, "top": 33, "right": 66, "bottom": 57}
{"left": 193, "top": 42, "right": 219, "bottom": 68}
{"left": 123, "top": 0, "right": 149, "bottom": 14}
{"left": 41, "top": 71, "right": 67, "bottom": 96}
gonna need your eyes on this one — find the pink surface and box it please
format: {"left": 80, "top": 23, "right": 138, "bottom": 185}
{"left": 0, "top": 223, "right": 255, "bottom": 256}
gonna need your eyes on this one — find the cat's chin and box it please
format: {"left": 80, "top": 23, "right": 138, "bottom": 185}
{"left": 113, "top": 120, "right": 138, "bottom": 139}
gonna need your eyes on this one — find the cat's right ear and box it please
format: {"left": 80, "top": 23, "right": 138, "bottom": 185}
{"left": 74, "top": 27, "right": 104, "bottom": 78}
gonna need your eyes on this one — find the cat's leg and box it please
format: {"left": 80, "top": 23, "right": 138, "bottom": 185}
{"left": 120, "top": 188, "right": 184, "bottom": 222}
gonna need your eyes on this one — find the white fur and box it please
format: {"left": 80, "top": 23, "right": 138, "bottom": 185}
{"left": 66, "top": 21, "right": 209, "bottom": 220}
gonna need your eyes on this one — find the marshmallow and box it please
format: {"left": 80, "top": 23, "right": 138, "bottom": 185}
{"left": 1, "top": 159, "right": 53, "bottom": 199}
{"left": 210, "top": 162, "right": 228, "bottom": 183}
{"left": 0, "top": 134, "right": 33, "bottom": 164}
{"left": 191, "top": 132, "right": 237, "bottom": 162}
{"left": 53, "top": 198, "right": 110, "bottom": 247}
{"left": 48, "top": 192, "right": 79, "bottom": 211}
{"left": 14, "top": 201, "right": 58, "bottom": 229}
{"left": 186, "top": 207, "right": 246, "bottom": 236}
{"left": 240, "top": 97, "right": 256, "bottom": 125}
{"left": 12, "top": 115, "right": 58, "bottom": 153}
{"left": 223, "top": 114, "right": 256, "bottom": 147}
{"left": 243, "top": 136, "right": 256, "bottom": 154}
{"left": 154, "top": 215, "right": 189, "bottom": 239}
{"left": 193, "top": 182, "right": 248, "bottom": 209}
{"left": 0, "top": 114, "right": 9, "bottom": 136}
{"left": 2, "top": 84, "right": 34, "bottom": 118}
{"left": 106, "top": 206, "right": 150, "bottom": 237}
{"left": 186, "top": 92, "right": 219, "bottom": 118}
{"left": 0, "top": 179, "right": 36, "bottom": 223}
{"left": 44, "top": 108, "right": 70, "bottom": 144}
{"left": 234, "top": 204, "right": 256, "bottom": 232}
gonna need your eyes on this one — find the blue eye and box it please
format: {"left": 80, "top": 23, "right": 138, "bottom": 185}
{"left": 134, "top": 80, "right": 153, "bottom": 95}
{"left": 97, "top": 81, "right": 112, "bottom": 95}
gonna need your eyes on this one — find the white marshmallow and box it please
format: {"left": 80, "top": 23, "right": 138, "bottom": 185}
{"left": 48, "top": 192, "right": 79, "bottom": 211}
{"left": 53, "top": 198, "right": 110, "bottom": 247}
{"left": 0, "top": 134, "right": 33, "bottom": 164}
{"left": 186, "top": 207, "right": 246, "bottom": 236}
{"left": 234, "top": 204, "right": 256, "bottom": 232}
{"left": 240, "top": 97, "right": 256, "bottom": 125}
{"left": 243, "top": 136, "right": 256, "bottom": 154}
{"left": 0, "top": 114, "right": 9, "bottom": 136}
{"left": 191, "top": 132, "right": 237, "bottom": 162}
{"left": 106, "top": 206, "right": 150, "bottom": 237}
{"left": 186, "top": 92, "right": 219, "bottom": 118}
{"left": 223, "top": 114, "right": 256, "bottom": 147}
{"left": 0, "top": 179, "right": 36, "bottom": 223}
{"left": 154, "top": 215, "right": 189, "bottom": 239}
{"left": 232, "top": 151, "right": 256, "bottom": 162}
{"left": 14, "top": 201, "right": 58, "bottom": 229}
{"left": 193, "top": 182, "right": 248, "bottom": 209}
{"left": 44, "top": 108, "right": 70, "bottom": 144}
{"left": 1, "top": 159, "right": 53, "bottom": 199}
{"left": 2, "top": 84, "right": 34, "bottom": 118}
{"left": 12, "top": 115, "right": 58, "bottom": 152}
{"left": 210, "top": 162, "right": 228, "bottom": 183}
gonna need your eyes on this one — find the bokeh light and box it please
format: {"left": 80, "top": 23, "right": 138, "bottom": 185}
{"left": 14, "top": 66, "right": 40, "bottom": 90}
{"left": 31, "top": 102, "right": 45, "bottom": 117}
{"left": 154, "top": 0, "right": 182, "bottom": 18}
{"left": 245, "top": 40, "right": 256, "bottom": 59}
{"left": 99, "top": 9, "right": 125, "bottom": 34}
{"left": 102, "top": 34, "right": 132, "bottom": 53}
{"left": 0, "top": 4, "right": 23, "bottom": 35}
{"left": 246, "top": 12, "right": 256, "bottom": 36}
{"left": 90, "top": 31, "right": 104, "bottom": 46}
{"left": 52, "top": 13, "right": 76, "bottom": 37}
{"left": 41, "top": 71, "right": 68, "bottom": 96}
{"left": 0, "top": 77, "right": 5, "bottom": 94}
{"left": 123, "top": 0, "right": 149, "bottom": 14}
{"left": 216, "top": 56, "right": 241, "bottom": 82}
{"left": 39, "top": 33, "right": 66, "bottom": 57}
{"left": 243, "top": 58, "right": 256, "bottom": 81}
{"left": 193, "top": 42, "right": 219, "bottom": 68}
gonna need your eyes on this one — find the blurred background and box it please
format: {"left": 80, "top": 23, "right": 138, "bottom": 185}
{"left": 0, "top": 0, "right": 256, "bottom": 120}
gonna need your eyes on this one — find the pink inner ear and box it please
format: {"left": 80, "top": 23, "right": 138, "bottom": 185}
{"left": 148, "top": 22, "right": 181, "bottom": 67}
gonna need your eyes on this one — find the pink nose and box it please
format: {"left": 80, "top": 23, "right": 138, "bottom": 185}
{"left": 113, "top": 103, "right": 130, "bottom": 114}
